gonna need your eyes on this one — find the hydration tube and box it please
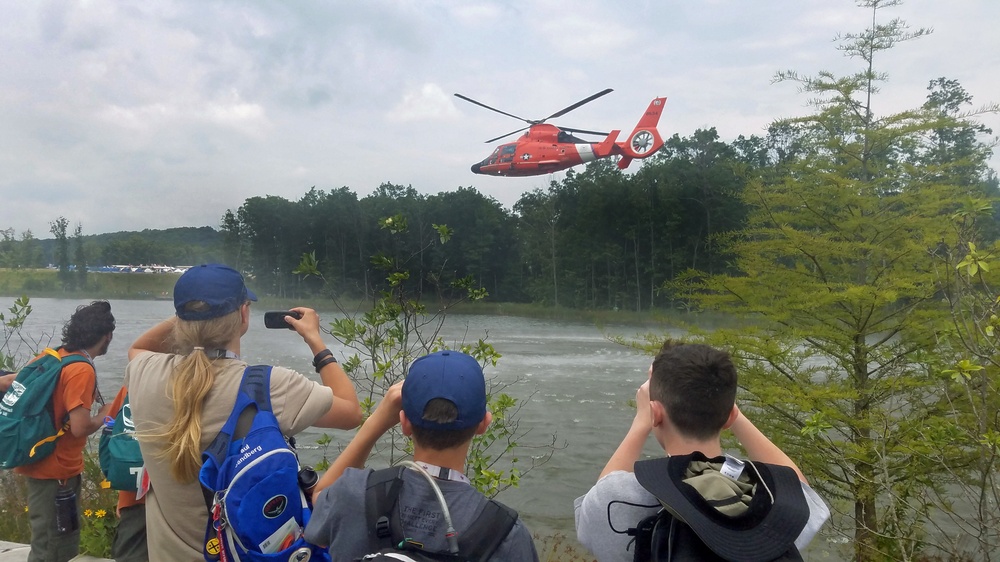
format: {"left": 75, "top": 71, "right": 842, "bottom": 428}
{"left": 400, "top": 460, "right": 459, "bottom": 555}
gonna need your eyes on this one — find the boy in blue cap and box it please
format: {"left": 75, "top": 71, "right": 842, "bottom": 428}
{"left": 305, "top": 350, "right": 539, "bottom": 561}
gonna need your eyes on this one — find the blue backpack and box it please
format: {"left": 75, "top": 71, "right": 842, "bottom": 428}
{"left": 198, "top": 365, "right": 328, "bottom": 562}
{"left": 0, "top": 348, "right": 91, "bottom": 469}
{"left": 98, "top": 392, "right": 145, "bottom": 491}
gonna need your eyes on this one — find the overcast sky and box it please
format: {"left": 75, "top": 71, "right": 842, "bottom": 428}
{"left": 2, "top": 0, "right": 998, "bottom": 238}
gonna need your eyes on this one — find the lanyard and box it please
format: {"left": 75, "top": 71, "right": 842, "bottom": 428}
{"left": 413, "top": 461, "right": 470, "bottom": 485}
{"left": 209, "top": 349, "right": 240, "bottom": 360}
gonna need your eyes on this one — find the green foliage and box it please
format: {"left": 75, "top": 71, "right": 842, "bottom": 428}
{"left": 77, "top": 447, "right": 119, "bottom": 557}
{"left": 73, "top": 223, "right": 87, "bottom": 291}
{"left": 0, "top": 229, "right": 41, "bottom": 270}
{"left": 297, "top": 214, "right": 553, "bottom": 497}
{"left": 669, "top": 2, "right": 1000, "bottom": 561}
{"left": 50, "top": 216, "right": 72, "bottom": 290}
{"left": 931, "top": 181, "right": 1000, "bottom": 560}
{"left": 0, "top": 469, "right": 31, "bottom": 543}
{"left": 313, "top": 433, "right": 334, "bottom": 472}
{"left": 213, "top": 160, "right": 757, "bottom": 311}
{"left": 1, "top": 296, "right": 36, "bottom": 372}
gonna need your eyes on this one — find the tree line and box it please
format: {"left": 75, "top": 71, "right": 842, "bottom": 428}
{"left": 210, "top": 127, "right": 794, "bottom": 309}
{"left": 2, "top": 2, "right": 1000, "bottom": 559}
{"left": 2, "top": 106, "right": 996, "bottom": 312}
{"left": 0, "top": 226, "right": 224, "bottom": 288}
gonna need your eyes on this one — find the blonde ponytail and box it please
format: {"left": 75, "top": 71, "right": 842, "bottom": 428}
{"left": 150, "top": 303, "right": 244, "bottom": 483}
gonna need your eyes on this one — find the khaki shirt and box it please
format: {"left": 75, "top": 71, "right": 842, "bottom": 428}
{"left": 125, "top": 352, "right": 333, "bottom": 561}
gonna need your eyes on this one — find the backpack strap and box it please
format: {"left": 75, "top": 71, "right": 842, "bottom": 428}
{"left": 202, "top": 365, "right": 272, "bottom": 467}
{"left": 363, "top": 466, "right": 519, "bottom": 562}
{"left": 628, "top": 512, "right": 660, "bottom": 562}
{"left": 365, "top": 467, "right": 408, "bottom": 551}
{"left": 200, "top": 365, "right": 273, "bottom": 511}
{"left": 28, "top": 349, "right": 93, "bottom": 458}
{"left": 456, "top": 497, "right": 518, "bottom": 561}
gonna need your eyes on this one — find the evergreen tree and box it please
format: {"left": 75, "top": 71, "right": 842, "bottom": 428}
{"left": 684, "top": 1, "right": 997, "bottom": 559}
{"left": 49, "top": 216, "right": 71, "bottom": 290}
{"left": 18, "top": 230, "right": 43, "bottom": 269}
{"left": 73, "top": 223, "right": 87, "bottom": 290}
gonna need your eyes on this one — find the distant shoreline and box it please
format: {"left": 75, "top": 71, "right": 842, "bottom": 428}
{"left": 0, "top": 268, "right": 699, "bottom": 327}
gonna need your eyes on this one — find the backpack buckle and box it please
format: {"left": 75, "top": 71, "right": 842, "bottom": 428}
{"left": 375, "top": 515, "right": 391, "bottom": 539}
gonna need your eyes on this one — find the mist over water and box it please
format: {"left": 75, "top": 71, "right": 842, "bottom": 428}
{"left": 10, "top": 298, "right": 844, "bottom": 559}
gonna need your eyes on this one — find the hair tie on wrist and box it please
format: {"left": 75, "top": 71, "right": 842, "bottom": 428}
{"left": 313, "top": 348, "right": 333, "bottom": 367}
{"left": 315, "top": 355, "right": 338, "bottom": 373}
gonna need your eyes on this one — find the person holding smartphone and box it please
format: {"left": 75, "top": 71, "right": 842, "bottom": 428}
{"left": 123, "top": 263, "right": 362, "bottom": 561}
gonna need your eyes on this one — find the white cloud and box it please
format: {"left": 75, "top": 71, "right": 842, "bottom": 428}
{"left": 0, "top": 0, "right": 996, "bottom": 237}
{"left": 389, "top": 83, "right": 461, "bottom": 123}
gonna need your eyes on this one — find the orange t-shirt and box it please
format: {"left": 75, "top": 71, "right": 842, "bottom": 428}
{"left": 15, "top": 349, "right": 96, "bottom": 480}
{"left": 106, "top": 385, "right": 145, "bottom": 509}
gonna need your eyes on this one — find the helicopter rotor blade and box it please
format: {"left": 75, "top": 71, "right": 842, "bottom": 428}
{"left": 454, "top": 93, "right": 531, "bottom": 124}
{"left": 485, "top": 126, "right": 530, "bottom": 144}
{"left": 543, "top": 88, "right": 614, "bottom": 121}
{"left": 559, "top": 126, "right": 611, "bottom": 137}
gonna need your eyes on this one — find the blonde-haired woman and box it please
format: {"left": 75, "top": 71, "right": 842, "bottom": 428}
{"left": 125, "top": 264, "right": 361, "bottom": 561}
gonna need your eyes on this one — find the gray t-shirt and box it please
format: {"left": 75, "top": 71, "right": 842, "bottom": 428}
{"left": 305, "top": 466, "right": 539, "bottom": 562}
{"left": 573, "top": 470, "right": 830, "bottom": 562}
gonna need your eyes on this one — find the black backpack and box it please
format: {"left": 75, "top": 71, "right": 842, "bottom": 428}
{"left": 628, "top": 453, "right": 809, "bottom": 562}
{"left": 627, "top": 509, "right": 803, "bottom": 562}
{"left": 358, "top": 466, "right": 518, "bottom": 562}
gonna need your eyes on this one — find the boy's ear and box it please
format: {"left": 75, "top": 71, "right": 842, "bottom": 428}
{"left": 721, "top": 404, "right": 738, "bottom": 430}
{"left": 650, "top": 400, "right": 666, "bottom": 428}
{"left": 474, "top": 411, "right": 493, "bottom": 435}
{"left": 399, "top": 410, "right": 413, "bottom": 437}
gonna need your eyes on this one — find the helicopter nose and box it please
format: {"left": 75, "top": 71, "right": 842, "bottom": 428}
{"left": 470, "top": 163, "right": 482, "bottom": 174}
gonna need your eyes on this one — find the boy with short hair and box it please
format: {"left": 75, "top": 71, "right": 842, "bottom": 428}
{"left": 305, "top": 350, "right": 539, "bottom": 561}
{"left": 574, "top": 341, "right": 830, "bottom": 561}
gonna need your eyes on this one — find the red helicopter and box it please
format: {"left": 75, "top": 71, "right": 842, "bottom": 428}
{"left": 455, "top": 88, "right": 666, "bottom": 177}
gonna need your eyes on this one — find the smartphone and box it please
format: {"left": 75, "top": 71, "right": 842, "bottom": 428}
{"left": 263, "top": 310, "right": 302, "bottom": 330}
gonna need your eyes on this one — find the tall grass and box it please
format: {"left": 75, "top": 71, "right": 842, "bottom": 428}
{"left": 0, "top": 269, "right": 179, "bottom": 300}
{"left": 0, "top": 444, "right": 119, "bottom": 556}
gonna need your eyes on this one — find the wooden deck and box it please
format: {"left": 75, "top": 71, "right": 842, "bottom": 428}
{"left": 0, "top": 541, "right": 111, "bottom": 561}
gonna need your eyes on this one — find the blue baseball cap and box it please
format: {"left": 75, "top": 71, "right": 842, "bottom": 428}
{"left": 402, "top": 350, "right": 487, "bottom": 430}
{"left": 173, "top": 264, "right": 257, "bottom": 321}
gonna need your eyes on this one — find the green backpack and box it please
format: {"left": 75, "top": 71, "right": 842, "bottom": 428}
{"left": 98, "top": 392, "right": 144, "bottom": 491}
{"left": 0, "top": 348, "right": 91, "bottom": 469}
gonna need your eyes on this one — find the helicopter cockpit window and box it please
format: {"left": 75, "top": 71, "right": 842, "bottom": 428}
{"left": 558, "top": 131, "right": 587, "bottom": 144}
{"left": 499, "top": 144, "right": 516, "bottom": 163}
{"left": 487, "top": 147, "right": 500, "bottom": 165}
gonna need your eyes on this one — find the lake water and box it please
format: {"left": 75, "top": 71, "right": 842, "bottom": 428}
{"left": 3, "top": 297, "right": 845, "bottom": 560}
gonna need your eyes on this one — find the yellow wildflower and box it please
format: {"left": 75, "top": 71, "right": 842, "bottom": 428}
{"left": 95, "top": 509, "right": 107, "bottom": 518}
{"left": 84, "top": 509, "right": 93, "bottom": 517}
{"left": 24, "top": 506, "right": 29, "bottom": 512}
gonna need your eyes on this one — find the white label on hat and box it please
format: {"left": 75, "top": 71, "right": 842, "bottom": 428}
{"left": 721, "top": 455, "right": 745, "bottom": 480}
